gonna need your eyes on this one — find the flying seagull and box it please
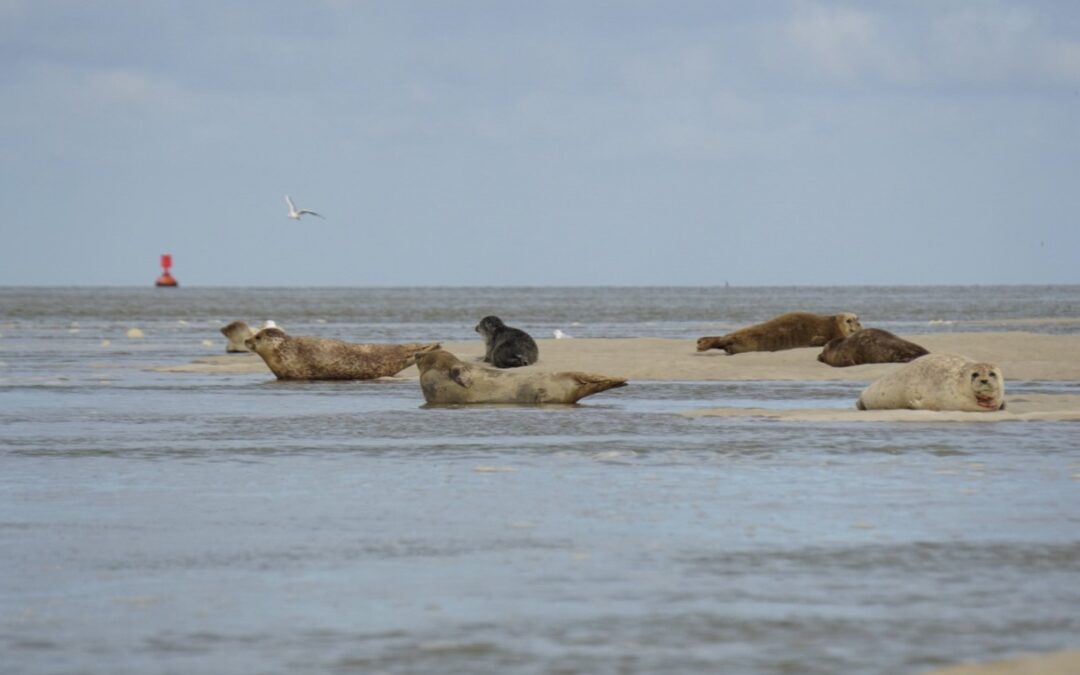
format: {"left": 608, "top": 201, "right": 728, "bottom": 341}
{"left": 285, "top": 195, "right": 324, "bottom": 220}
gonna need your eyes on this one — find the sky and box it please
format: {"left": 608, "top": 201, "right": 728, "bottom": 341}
{"left": 1, "top": 1, "right": 1078, "bottom": 286}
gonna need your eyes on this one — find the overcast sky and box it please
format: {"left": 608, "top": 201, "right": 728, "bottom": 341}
{"left": 2, "top": 1, "right": 1078, "bottom": 286}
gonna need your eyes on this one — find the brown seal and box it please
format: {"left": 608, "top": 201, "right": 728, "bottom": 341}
{"left": 220, "top": 321, "right": 256, "bottom": 353}
{"left": 697, "top": 312, "right": 862, "bottom": 354}
{"left": 817, "top": 328, "right": 929, "bottom": 367}
{"left": 857, "top": 353, "right": 1005, "bottom": 412}
{"left": 415, "top": 349, "right": 627, "bottom": 404}
{"left": 245, "top": 327, "right": 440, "bottom": 381}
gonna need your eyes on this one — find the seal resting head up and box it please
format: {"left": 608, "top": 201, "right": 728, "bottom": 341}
{"left": 697, "top": 312, "right": 862, "bottom": 354}
{"left": 474, "top": 315, "right": 539, "bottom": 368}
{"left": 245, "top": 326, "right": 440, "bottom": 381}
{"left": 856, "top": 353, "right": 1005, "bottom": 412}
{"left": 415, "top": 348, "right": 626, "bottom": 405}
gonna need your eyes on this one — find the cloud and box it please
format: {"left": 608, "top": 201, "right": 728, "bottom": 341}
{"left": 779, "top": 3, "right": 918, "bottom": 85}
{"left": 770, "top": 2, "right": 1080, "bottom": 89}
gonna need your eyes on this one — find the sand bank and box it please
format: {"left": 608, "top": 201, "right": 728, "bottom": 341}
{"left": 159, "top": 332, "right": 1080, "bottom": 383}
{"left": 685, "top": 394, "right": 1080, "bottom": 423}
{"left": 923, "top": 649, "right": 1080, "bottom": 675}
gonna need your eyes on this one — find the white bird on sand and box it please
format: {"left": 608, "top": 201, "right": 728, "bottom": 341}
{"left": 285, "top": 195, "right": 324, "bottom": 220}
{"left": 553, "top": 329, "right": 571, "bottom": 339}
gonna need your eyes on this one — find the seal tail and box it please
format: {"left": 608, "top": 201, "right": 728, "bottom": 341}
{"left": 697, "top": 335, "right": 733, "bottom": 353}
{"left": 898, "top": 345, "right": 930, "bottom": 362}
{"left": 401, "top": 342, "right": 442, "bottom": 366}
{"left": 571, "top": 373, "right": 628, "bottom": 399}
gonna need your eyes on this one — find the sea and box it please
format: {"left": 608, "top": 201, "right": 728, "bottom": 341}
{"left": 1, "top": 286, "right": 1079, "bottom": 675}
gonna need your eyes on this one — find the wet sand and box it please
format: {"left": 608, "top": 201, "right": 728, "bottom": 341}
{"left": 923, "top": 649, "right": 1080, "bottom": 675}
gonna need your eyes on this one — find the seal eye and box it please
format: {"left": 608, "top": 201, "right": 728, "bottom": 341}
{"left": 971, "top": 372, "right": 979, "bottom": 379}
{"left": 989, "top": 372, "right": 997, "bottom": 378}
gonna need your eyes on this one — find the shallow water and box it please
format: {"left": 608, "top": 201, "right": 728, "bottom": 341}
{"left": 2, "top": 286, "right": 1079, "bottom": 674}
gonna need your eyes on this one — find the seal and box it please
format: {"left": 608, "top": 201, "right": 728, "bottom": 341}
{"left": 475, "top": 315, "right": 539, "bottom": 368}
{"left": 220, "top": 320, "right": 256, "bottom": 353}
{"left": 415, "top": 349, "right": 627, "bottom": 404}
{"left": 817, "top": 328, "right": 929, "bottom": 367}
{"left": 245, "top": 326, "right": 441, "bottom": 381}
{"left": 697, "top": 312, "right": 862, "bottom": 354}
{"left": 856, "top": 353, "right": 1005, "bottom": 412}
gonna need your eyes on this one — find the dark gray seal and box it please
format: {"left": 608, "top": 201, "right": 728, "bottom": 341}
{"left": 474, "top": 316, "right": 539, "bottom": 368}
{"left": 817, "top": 328, "right": 929, "bottom": 367}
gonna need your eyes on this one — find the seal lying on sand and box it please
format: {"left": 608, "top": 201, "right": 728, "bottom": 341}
{"left": 857, "top": 353, "right": 1005, "bottom": 412}
{"left": 697, "top": 312, "right": 862, "bottom": 354}
{"left": 245, "top": 327, "right": 440, "bottom": 381}
{"left": 221, "top": 321, "right": 257, "bottom": 353}
{"left": 415, "top": 349, "right": 626, "bottom": 404}
{"left": 817, "top": 328, "right": 929, "bottom": 367}
{"left": 475, "top": 316, "right": 539, "bottom": 368}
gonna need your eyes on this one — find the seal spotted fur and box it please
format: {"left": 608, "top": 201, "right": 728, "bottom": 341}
{"left": 856, "top": 353, "right": 1005, "bottom": 412}
{"left": 245, "top": 327, "right": 440, "bottom": 381}
{"left": 416, "top": 349, "right": 626, "bottom": 404}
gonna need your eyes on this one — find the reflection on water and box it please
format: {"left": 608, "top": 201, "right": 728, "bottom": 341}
{"left": 2, "top": 287, "right": 1079, "bottom": 674}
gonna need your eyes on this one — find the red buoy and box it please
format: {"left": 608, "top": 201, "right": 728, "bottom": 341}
{"left": 155, "top": 254, "right": 179, "bottom": 287}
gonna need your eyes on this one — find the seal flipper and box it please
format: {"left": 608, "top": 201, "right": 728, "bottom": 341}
{"left": 449, "top": 366, "right": 472, "bottom": 389}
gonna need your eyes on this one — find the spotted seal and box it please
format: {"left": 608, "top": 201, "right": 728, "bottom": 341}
{"left": 857, "top": 353, "right": 1005, "bottom": 412}
{"left": 415, "top": 349, "right": 626, "bottom": 404}
{"left": 245, "top": 327, "right": 440, "bottom": 381}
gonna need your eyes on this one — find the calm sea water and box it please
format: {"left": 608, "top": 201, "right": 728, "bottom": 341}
{"left": 2, "top": 286, "right": 1079, "bottom": 675}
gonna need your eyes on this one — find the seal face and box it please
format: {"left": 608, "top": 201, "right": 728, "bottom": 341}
{"left": 817, "top": 328, "right": 929, "bottom": 367}
{"left": 245, "top": 326, "right": 440, "bottom": 381}
{"left": 697, "top": 312, "right": 862, "bottom": 354}
{"left": 856, "top": 353, "right": 1005, "bottom": 412}
{"left": 415, "top": 349, "right": 627, "bottom": 405}
{"left": 220, "top": 321, "right": 256, "bottom": 353}
{"left": 474, "top": 315, "right": 539, "bottom": 368}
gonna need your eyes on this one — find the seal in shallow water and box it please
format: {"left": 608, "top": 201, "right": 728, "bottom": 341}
{"left": 817, "top": 328, "right": 929, "bottom": 367}
{"left": 697, "top": 312, "right": 862, "bottom": 354}
{"left": 245, "top": 327, "right": 440, "bottom": 381}
{"left": 415, "top": 349, "right": 627, "bottom": 404}
{"left": 856, "top": 353, "right": 1005, "bottom": 412}
{"left": 475, "top": 315, "right": 539, "bottom": 368}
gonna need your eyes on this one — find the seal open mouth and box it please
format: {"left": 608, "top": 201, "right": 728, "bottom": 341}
{"left": 975, "top": 394, "right": 999, "bottom": 410}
